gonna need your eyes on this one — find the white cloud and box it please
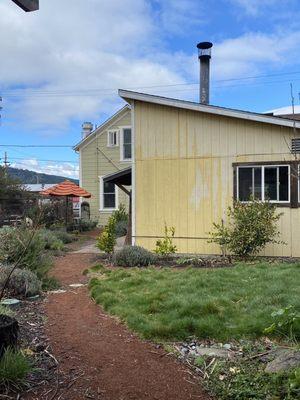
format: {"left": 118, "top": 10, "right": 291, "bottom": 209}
{"left": 230, "top": 0, "right": 282, "bottom": 16}
{"left": 2, "top": 0, "right": 300, "bottom": 133}
{"left": 11, "top": 159, "right": 79, "bottom": 179}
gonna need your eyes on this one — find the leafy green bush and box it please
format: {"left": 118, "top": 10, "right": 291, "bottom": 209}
{"left": 0, "top": 348, "right": 31, "bottom": 390}
{"left": 0, "top": 305, "right": 15, "bottom": 317}
{"left": 0, "top": 266, "right": 41, "bottom": 297}
{"left": 209, "top": 200, "right": 283, "bottom": 257}
{"left": 112, "top": 203, "right": 128, "bottom": 224}
{"left": 154, "top": 224, "right": 177, "bottom": 256}
{"left": 97, "top": 216, "right": 116, "bottom": 254}
{"left": 113, "top": 245, "right": 157, "bottom": 267}
{"left": 37, "top": 229, "right": 64, "bottom": 251}
{"left": 0, "top": 227, "right": 52, "bottom": 279}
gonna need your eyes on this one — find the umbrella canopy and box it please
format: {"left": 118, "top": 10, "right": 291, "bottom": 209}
{"left": 40, "top": 180, "right": 91, "bottom": 198}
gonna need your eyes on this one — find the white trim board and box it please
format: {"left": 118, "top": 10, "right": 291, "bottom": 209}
{"left": 119, "top": 90, "right": 300, "bottom": 130}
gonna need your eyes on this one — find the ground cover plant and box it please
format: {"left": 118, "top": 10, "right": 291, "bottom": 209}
{"left": 89, "top": 262, "right": 300, "bottom": 341}
{"left": 0, "top": 348, "right": 31, "bottom": 391}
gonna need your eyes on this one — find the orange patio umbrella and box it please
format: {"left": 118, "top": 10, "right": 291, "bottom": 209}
{"left": 40, "top": 180, "right": 91, "bottom": 226}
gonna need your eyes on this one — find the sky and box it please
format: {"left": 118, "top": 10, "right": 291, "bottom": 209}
{"left": 1, "top": 0, "right": 300, "bottom": 179}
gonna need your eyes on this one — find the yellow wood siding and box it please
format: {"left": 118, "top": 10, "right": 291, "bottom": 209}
{"left": 80, "top": 110, "right": 131, "bottom": 226}
{"left": 134, "top": 101, "right": 300, "bottom": 256}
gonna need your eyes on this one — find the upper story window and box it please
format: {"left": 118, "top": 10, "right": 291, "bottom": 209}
{"left": 237, "top": 165, "right": 290, "bottom": 203}
{"left": 120, "top": 128, "right": 132, "bottom": 161}
{"left": 107, "top": 130, "right": 119, "bottom": 147}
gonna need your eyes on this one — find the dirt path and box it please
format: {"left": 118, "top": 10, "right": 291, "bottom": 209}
{"left": 33, "top": 245, "right": 210, "bottom": 400}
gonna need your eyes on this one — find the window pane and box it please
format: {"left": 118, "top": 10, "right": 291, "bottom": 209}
{"left": 124, "top": 143, "right": 132, "bottom": 159}
{"left": 253, "top": 167, "right": 262, "bottom": 200}
{"left": 279, "top": 166, "right": 289, "bottom": 201}
{"left": 264, "top": 167, "right": 277, "bottom": 201}
{"left": 104, "top": 194, "right": 115, "bottom": 208}
{"left": 104, "top": 181, "right": 115, "bottom": 194}
{"left": 123, "top": 129, "right": 131, "bottom": 144}
{"left": 238, "top": 168, "right": 252, "bottom": 201}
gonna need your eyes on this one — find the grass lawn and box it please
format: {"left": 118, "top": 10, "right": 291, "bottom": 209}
{"left": 89, "top": 262, "right": 300, "bottom": 342}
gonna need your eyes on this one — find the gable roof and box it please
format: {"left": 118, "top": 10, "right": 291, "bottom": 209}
{"left": 73, "top": 105, "right": 131, "bottom": 151}
{"left": 119, "top": 90, "right": 300, "bottom": 130}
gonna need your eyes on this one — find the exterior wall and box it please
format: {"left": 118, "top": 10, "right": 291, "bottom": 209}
{"left": 80, "top": 110, "right": 131, "bottom": 226}
{"left": 134, "top": 101, "right": 300, "bottom": 256}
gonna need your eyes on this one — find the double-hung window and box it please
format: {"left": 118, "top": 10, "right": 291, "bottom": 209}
{"left": 120, "top": 128, "right": 132, "bottom": 161}
{"left": 107, "top": 130, "right": 119, "bottom": 147}
{"left": 237, "top": 165, "right": 290, "bottom": 203}
{"left": 100, "top": 177, "right": 118, "bottom": 211}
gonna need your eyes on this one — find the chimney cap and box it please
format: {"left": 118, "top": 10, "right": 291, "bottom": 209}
{"left": 197, "top": 41, "right": 213, "bottom": 50}
{"left": 197, "top": 41, "right": 213, "bottom": 60}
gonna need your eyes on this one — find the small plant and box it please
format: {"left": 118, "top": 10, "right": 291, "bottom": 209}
{"left": 209, "top": 200, "right": 283, "bottom": 257}
{"left": 0, "top": 305, "right": 15, "bottom": 317}
{"left": 264, "top": 305, "right": 300, "bottom": 342}
{"left": 0, "top": 266, "right": 41, "bottom": 297}
{"left": 97, "top": 216, "right": 116, "bottom": 254}
{"left": 37, "top": 229, "right": 64, "bottom": 251}
{"left": 0, "top": 348, "right": 31, "bottom": 390}
{"left": 113, "top": 245, "right": 157, "bottom": 267}
{"left": 112, "top": 203, "right": 128, "bottom": 224}
{"left": 154, "top": 224, "right": 177, "bottom": 256}
{"left": 53, "top": 230, "right": 74, "bottom": 244}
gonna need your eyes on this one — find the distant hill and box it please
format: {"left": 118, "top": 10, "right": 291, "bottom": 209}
{"left": 7, "top": 167, "right": 79, "bottom": 185}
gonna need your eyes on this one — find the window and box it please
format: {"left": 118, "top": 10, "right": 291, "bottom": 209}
{"left": 237, "top": 165, "right": 290, "bottom": 203}
{"left": 99, "top": 177, "right": 118, "bottom": 211}
{"left": 120, "top": 128, "right": 132, "bottom": 161}
{"left": 107, "top": 130, "right": 119, "bottom": 147}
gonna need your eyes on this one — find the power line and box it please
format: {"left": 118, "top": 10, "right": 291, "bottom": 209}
{"left": 0, "top": 144, "right": 73, "bottom": 148}
{"left": 10, "top": 156, "right": 79, "bottom": 163}
{"left": 2, "top": 70, "right": 300, "bottom": 98}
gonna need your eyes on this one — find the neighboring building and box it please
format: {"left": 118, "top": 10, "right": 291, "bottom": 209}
{"left": 105, "top": 89, "right": 300, "bottom": 257}
{"left": 74, "top": 105, "right": 132, "bottom": 226}
{"left": 24, "top": 183, "right": 60, "bottom": 193}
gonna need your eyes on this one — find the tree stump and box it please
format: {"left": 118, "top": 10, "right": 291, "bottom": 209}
{"left": 0, "top": 315, "right": 19, "bottom": 359}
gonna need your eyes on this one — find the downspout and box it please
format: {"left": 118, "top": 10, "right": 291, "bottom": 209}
{"left": 131, "top": 100, "right": 136, "bottom": 245}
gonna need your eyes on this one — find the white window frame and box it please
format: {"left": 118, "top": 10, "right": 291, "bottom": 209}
{"left": 237, "top": 164, "right": 290, "bottom": 203}
{"left": 99, "top": 176, "right": 119, "bottom": 212}
{"left": 120, "top": 126, "right": 132, "bottom": 162}
{"left": 107, "top": 130, "right": 119, "bottom": 147}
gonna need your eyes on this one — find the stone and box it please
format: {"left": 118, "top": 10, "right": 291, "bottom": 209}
{"left": 195, "top": 346, "right": 232, "bottom": 359}
{"left": 265, "top": 350, "right": 300, "bottom": 373}
{"left": 223, "top": 343, "right": 231, "bottom": 350}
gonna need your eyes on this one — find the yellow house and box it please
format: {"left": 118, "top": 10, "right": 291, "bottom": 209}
{"left": 112, "top": 89, "right": 300, "bottom": 257}
{"left": 74, "top": 106, "right": 132, "bottom": 226}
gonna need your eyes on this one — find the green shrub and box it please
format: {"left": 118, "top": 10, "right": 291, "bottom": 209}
{"left": 0, "top": 227, "right": 52, "bottom": 279}
{"left": 37, "top": 229, "right": 64, "bottom": 251}
{"left": 115, "top": 220, "right": 128, "bottom": 237}
{"left": 97, "top": 216, "right": 116, "bottom": 254}
{"left": 53, "top": 230, "right": 74, "bottom": 244}
{"left": 0, "top": 266, "right": 41, "bottom": 297}
{"left": 154, "top": 224, "right": 177, "bottom": 256}
{"left": 0, "top": 348, "right": 31, "bottom": 389}
{"left": 209, "top": 200, "right": 283, "bottom": 257}
{"left": 113, "top": 245, "right": 157, "bottom": 267}
{"left": 112, "top": 203, "right": 128, "bottom": 224}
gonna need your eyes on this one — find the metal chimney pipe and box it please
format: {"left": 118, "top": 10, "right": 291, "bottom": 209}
{"left": 82, "top": 122, "right": 93, "bottom": 139}
{"left": 197, "top": 42, "right": 213, "bottom": 105}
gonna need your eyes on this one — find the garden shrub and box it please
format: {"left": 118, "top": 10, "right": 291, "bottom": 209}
{"left": 53, "top": 230, "right": 74, "bottom": 244}
{"left": 154, "top": 224, "right": 177, "bottom": 256}
{"left": 0, "top": 227, "right": 52, "bottom": 279}
{"left": 37, "top": 229, "right": 64, "bottom": 251}
{"left": 113, "top": 245, "right": 157, "bottom": 267}
{"left": 209, "top": 200, "right": 283, "bottom": 257}
{"left": 112, "top": 204, "right": 129, "bottom": 237}
{"left": 0, "top": 266, "right": 41, "bottom": 297}
{"left": 97, "top": 216, "right": 116, "bottom": 254}
{"left": 0, "top": 348, "right": 31, "bottom": 389}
